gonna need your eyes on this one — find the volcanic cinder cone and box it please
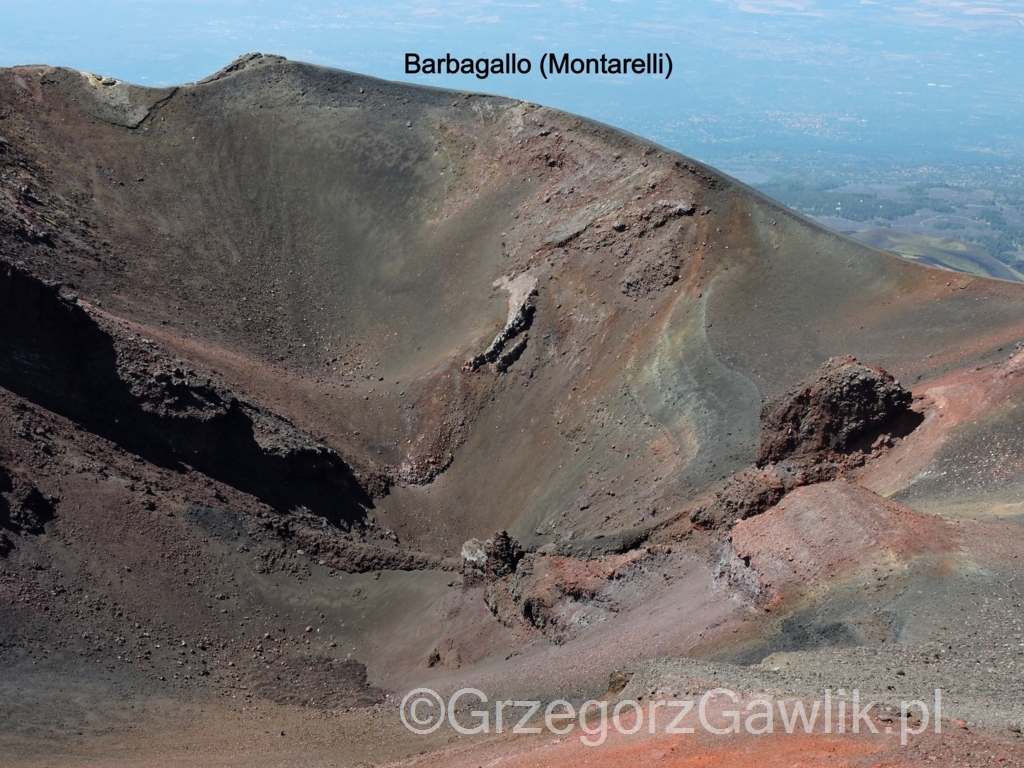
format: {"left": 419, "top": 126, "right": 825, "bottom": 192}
{"left": 2, "top": 54, "right": 1024, "bottom": 766}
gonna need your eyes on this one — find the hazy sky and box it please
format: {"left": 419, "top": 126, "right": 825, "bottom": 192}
{"left": 3, "top": 1, "right": 1023, "bottom": 173}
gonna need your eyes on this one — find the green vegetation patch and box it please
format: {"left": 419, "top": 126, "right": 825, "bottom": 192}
{"left": 757, "top": 177, "right": 927, "bottom": 221}
{"left": 756, "top": 175, "right": 1024, "bottom": 269}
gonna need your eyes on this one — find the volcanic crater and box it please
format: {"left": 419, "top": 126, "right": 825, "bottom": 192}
{"left": 3, "top": 53, "right": 1024, "bottom": 766}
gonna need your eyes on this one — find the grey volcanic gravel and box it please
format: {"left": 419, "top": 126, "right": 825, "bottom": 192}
{"left": 620, "top": 568, "right": 1024, "bottom": 736}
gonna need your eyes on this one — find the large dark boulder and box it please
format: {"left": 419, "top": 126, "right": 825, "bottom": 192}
{"left": 757, "top": 356, "right": 914, "bottom": 467}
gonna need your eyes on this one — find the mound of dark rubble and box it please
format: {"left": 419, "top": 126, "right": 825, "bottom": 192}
{"left": 689, "top": 357, "right": 917, "bottom": 530}
{"left": 460, "top": 530, "right": 525, "bottom": 584}
{"left": 757, "top": 355, "right": 914, "bottom": 466}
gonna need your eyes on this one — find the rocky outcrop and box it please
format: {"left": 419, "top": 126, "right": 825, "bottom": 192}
{"left": 461, "top": 530, "right": 524, "bottom": 583}
{"left": 618, "top": 199, "right": 696, "bottom": 297}
{"left": 465, "top": 273, "right": 537, "bottom": 373}
{"left": 484, "top": 530, "right": 524, "bottom": 578}
{"left": 0, "top": 261, "right": 371, "bottom": 527}
{"left": 466, "top": 528, "right": 656, "bottom": 645}
{"left": 0, "top": 463, "right": 54, "bottom": 555}
{"left": 757, "top": 356, "right": 914, "bottom": 466}
{"left": 484, "top": 547, "right": 653, "bottom": 644}
{"left": 689, "top": 357, "right": 918, "bottom": 530}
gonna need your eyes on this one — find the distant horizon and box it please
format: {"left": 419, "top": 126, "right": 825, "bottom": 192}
{"left": 3, "top": 1, "right": 1023, "bottom": 176}
{"left": 6, "top": 2, "right": 1023, "bottom": 269}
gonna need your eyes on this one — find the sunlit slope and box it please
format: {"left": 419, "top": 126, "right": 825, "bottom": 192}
{"left": 3, "top": 53, "right": 1024, "bottom": 554}
{"left": 854, "top": 229, "right": 1024, "bottom": 282}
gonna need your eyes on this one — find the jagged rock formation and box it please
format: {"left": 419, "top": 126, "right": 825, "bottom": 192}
{"left": 689, "top": 357, "right": 917, "bottom": 529}
{"left": 460, "top": 530, "right": 524, "bottom": 584}
{"left": 757, "top": 356, "right": 915, "bottom": 466}
{"left": 0, "top": 463, "right": 53, "bottom": 555}
{"left": 465, "top": 273, "right": 538, "bottom": 373}
{"left": 0, "top": 262, "right": 372, "bottom": 527}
